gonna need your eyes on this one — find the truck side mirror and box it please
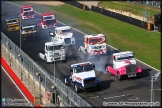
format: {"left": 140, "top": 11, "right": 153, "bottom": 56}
{"left": 49, "top": 31, "right": 55, "bottom": 37}
{"left": 70, "top": 68, "right": 73, "bottom": 72}
{"left": 93, "top": 64, "right": 95, "bottom": 69}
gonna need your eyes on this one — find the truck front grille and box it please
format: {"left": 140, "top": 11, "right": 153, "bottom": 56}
{"left": 64, "top": 38, "right": 71, "bottom": 44}
{"left": 84, "top": 77, "right": 96, "bottom": 87}
{"left": 126, "top": 64, "right": 136, "bottom": 74}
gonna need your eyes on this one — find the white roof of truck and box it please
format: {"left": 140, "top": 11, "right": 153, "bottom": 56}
{"left": 45, "top": 41, "right": 64, "bottom": 46}
{"left": 113, "top": 51, "right": 134, "bottom": 56}
{"left": 55, "top": 26, "right": 71, "bottom": 31}
{"left": 85, "top": 34, "right": 105, "bottom": 38}
{"left": 71, "top": 62, "right": 93, "bottom": 67}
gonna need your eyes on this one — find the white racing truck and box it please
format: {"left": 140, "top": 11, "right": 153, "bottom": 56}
{"left": 64, "top": 62, "right": 100, "bottom": 93}
{"left": 38, "top": 41, "right": 66, "bottom": 63}
{"left": 79, "top": 34, "right": 107, "bottom": 55}
{"left": 20, "top": 24, "right": 37, "bottom": 39}
{"left": 49, "top": 26, "right": 75, "bottom": 46}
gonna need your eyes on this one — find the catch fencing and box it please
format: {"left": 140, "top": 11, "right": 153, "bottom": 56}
{"left": 1, "top": 32, "right": 92, "bottom": 107}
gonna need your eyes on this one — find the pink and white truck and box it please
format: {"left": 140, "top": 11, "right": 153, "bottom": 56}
{"left": 105, "top": 51, "right": 142, "bottom": 80}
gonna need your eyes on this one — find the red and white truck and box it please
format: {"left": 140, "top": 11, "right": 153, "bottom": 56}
{"left": 37, "top": 12, "right": 57, "bottom": 29}
{"left": 20, "top": 5, "right": 35, "bottom": 19}
{"left": 105, "top": 51, "right": 142, "bottom": 80}
{"left": 79, "top": 34, "right": 107, "bottom": 55}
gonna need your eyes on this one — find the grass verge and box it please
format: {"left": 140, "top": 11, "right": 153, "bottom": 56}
{"left": 99, "top": 1, "right": 161, "bottom": 18}
{"left": 9, "top": 1, "right": 161, "bottom": 70}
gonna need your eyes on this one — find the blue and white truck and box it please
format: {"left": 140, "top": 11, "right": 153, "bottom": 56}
{"left": 64, "top": 62, "right": 100, "bottom": 93}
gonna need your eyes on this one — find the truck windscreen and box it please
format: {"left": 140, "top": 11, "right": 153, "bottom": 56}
{"left": 6, "top": 19, "right": 18, "bottom": 23}
{"left": 24, "top": 11, "right": 34, "bottom": 16}
{"left": 48, "top": 45, "right": 63, "bottom": 51}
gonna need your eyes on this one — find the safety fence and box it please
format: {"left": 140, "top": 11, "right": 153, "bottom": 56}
{"left": 1, "top": 32, "right": 92, "bottom": 107}
{"left": 61, "top": 0, "right": 161, "bottom": 33}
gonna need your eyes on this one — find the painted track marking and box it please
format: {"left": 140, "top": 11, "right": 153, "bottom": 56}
{"left": 104, "top": 95, "right": 125, "bottom": 99}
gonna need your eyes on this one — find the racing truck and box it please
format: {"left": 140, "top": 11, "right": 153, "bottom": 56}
{"left": 5, "top": 16, "right": 20, "bottom": 31}
{"left": 105, "top": 51, "right": 142, "bottom": 80}
{"left": 20, "top": 5, "right": 35, "bottom": 19}
{"left": 64, "top": 62, "right": 100, "bottom": 93}
{"left": 37, "top": 12, "right": 56, "bottom": 29}
{"left": 50, "top": 26, "right": 75, "bottom": 46}
{"left": 20, "top": 24, "right": 37, "bottom": 39}
{"left": 38, "top": 41, "right": 66, "bottom": 63}
{"left": 78, "top": 34, "right": 107, "bottom": 55}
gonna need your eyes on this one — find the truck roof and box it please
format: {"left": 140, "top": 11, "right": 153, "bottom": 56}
{"left": 85, "top": 34, "right": 105, "bottom": 38}
{"left": 113, "top": 51, "right": 133, "bottom": 56}
{"left": 21, "top": 5, "right": 33, "bottom": 8}
{"left": 41, "top": 12, "right": 54, "bottom": 16}
{"left": 55, "top": 26, "right": 71, "bottom": 31}
{"left": 71, "top": 62, "right": 93, "bottom": 67}
{"left": 45, "top": 41, "right": 64, "bottom": 46}
{"left": 5, "top": 16, "right": 19, "bottom": 21}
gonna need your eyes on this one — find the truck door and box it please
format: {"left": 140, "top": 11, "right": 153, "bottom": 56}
{"left": 39, "top": 45, "right": 47, "bottom": 60}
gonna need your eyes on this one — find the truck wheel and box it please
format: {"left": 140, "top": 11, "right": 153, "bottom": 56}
{"left": 79, "top": 47, "right": 81, "bottom": 52}
{"left": 75, "top": 84, "right": 80, "bottom": 93}
{"left": 117, "top": 72, "right": 122, "bottom": 80}
{"left": 65, "top": 78, "right": 68, "bottom": 85}
{"left": 105, "top": 66, "right": 108, "bottom": 72}
{"left": 97, "top": 85, "right": 100, "bottom": 91}
{"left": 137, "top": 73, "right": 141, "bottom": 78}
{"left": 44, "top": 56, "right": 48, "bottom": 64}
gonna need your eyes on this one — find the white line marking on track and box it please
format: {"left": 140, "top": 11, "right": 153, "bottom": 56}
{"left": 129, "top": 98, "right": 138, "bottom": 100}
{"left": 1, "top": 66, "right": 33, "bottom": 107}
{"left": 6, "top": 1, "right": 160, "bottom": 72}
{"left": 90, "top": 95, "right": 99, "bottom": 98}
{"left": 104, "top": 95, "right": 125, "bottom": 99}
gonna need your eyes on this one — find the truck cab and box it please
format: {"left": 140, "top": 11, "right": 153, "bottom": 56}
{"left": 79, "top": 34, "right": 107, "bottom": 55}
{"left": 20, "top": 24, "right": 37, "bottom": 39}
{"left": 105, "top": 51, "right": 142, "bottom": 80}
{"left": 20, "top": 5, "right": 35, "bottom": 19}
{"left": 39, "top": 41, "right": 66, "bottom": 63}
{"left": 65, "top": 62, "right": 100, "bottom": 93}
{"left": 50, "top": 26, "right": 75, "bottom": 46}
{"left": 37, "top": 12, "right": 56, "bottom": 29}
{"left": 5, "top": 16, "right": 20, "bottom": 31}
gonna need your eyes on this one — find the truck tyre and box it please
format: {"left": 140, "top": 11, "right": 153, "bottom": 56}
{"left": 44, "top": 56, "right": 48, "bottom": 64}
{"left": 117, "top": 72, "right": 122, "bottom": 80}
{"left": 65, "top": 78, "right": 68, "bottom": 85}
{"left": 105, "top": 65, "right": 108, "bottom": 72}
{"left": 75, "top": 84, "right": 80, "bottom": 93}
{"left": 79, "top": 47, "right": 81, "bottom": 52}
{"left": 97, "top": 85, "right": 100, "bottom": 91}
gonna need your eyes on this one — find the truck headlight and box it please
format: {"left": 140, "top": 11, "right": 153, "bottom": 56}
{"left": 102, "top": 45, "right": 106, "bottom": 48}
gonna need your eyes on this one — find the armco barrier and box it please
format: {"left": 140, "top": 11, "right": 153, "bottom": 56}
{"left": 1, "top": 32, "right": 91, "bottom": 107}
{"left": 91, "top": 6, "right": 148, "bottom": 30}
{"left": 1, "top": 56, "right": 34, "bottom": 103}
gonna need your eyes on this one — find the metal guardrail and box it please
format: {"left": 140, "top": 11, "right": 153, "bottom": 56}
{"left": 1, "top": 32, "right": 91, "bottom": 107}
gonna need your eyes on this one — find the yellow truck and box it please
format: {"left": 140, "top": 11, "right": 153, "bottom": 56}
{"left": 5, "top": 16, "right": 20, "bottom": 31}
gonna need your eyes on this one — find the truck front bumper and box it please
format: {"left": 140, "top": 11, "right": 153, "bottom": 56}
{"left": 48, "top": 56, "right": 66, "bottom": 62}
{"left": 81, "top": 85, "right": 100, "bottom": 91}
{"left": 7, "top": 26, "right": 20, "bottom": 31}
{"left": 22, "top": 32, "right": 37, "bottom": 37}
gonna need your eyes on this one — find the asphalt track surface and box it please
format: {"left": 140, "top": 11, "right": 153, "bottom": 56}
{"left": 1, "top": 1, "right": 161, "bottom": 107}
{"left": 1, "top": 66, "right": 32, "bottom": 107}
